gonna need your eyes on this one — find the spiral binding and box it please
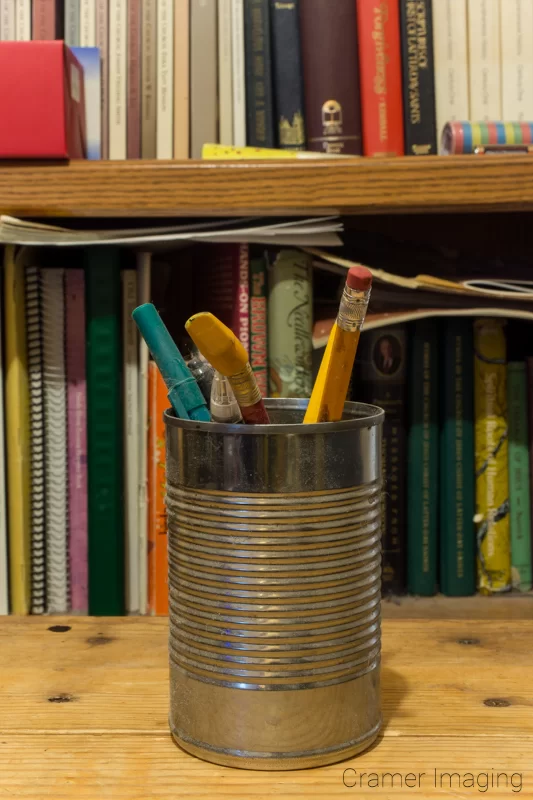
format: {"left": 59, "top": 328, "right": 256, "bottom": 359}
{"left": 41, "top": 269, "right": 69, "bottom": 614}
{"left": 25, "top": 266, "right": 46, "bottom": 615}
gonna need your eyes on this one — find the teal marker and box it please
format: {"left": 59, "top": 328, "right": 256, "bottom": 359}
{"left": 132, "top": 303, "right": 211, "bottom": 422}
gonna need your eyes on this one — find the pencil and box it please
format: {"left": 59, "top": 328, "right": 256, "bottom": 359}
{"left": 185, "top": 312, "right": 271, "bottom": 425}
{"left": 304, "top": 266, "right": 372, "bottom": 424}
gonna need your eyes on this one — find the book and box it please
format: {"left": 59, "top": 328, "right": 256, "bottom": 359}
{"left": 249, "top": 252, "right": 268, "bottom": 398}
{"left": 218, "top": 0, "right": 233, "bottom": 146}
{"left": 399, "top": 0, "right": 437, "bottom": 156}
{"left": 1, "top": 0, "right": 16, "bottom": 39}
{"left": 500, "top": 0, "right": 533, "bottom": 122}
{"left": 432, "top": 0, "right": 469, "bottom": 145}
{"left": 122, "top": 269, "right": 140, "bottom": 615}
{"left": 0, "top": 274, "right": 7, "bottom": 616}
{"left": 440, "top": 319, "right": 475, "bottom": 597}
{"left": 407, "top": 320, "right": 438, "bottom": 596}
{"left": 270, "top": 0, "right": 306, "bottom": 150}
{"left": 147, "top": 361, "right": 168, "bottom": 616}
{"left": 4, "top": 247, "right": 31, "bottom": 615}
{"left": 467, "top": 0, "right": 501, "bottom": 121}
{"left": 173, "top": 0, "right": 189, "bottom": 158}
{"left": 232, "top": 0, "right": 246, "bottom": 147}
{"left": 527, "top": 357, "right": 533, "bottom": 589}
{"left": 25, "top": 264, "right": 46, "bottom": 615}
{"left": 268, "top": 249, "right": 313, "bottom": 398}
{"left": 65, "top": 269, "right": 88, "bottom": 615}
{"left": 244, "top": 0, "right": 275, "bottom": 148}
{"left": 156, "top": 0, "right": 173, "bottom": 158}
{"left": 15, "top": 0, "right": 31, "bottom": 38}
{"left": 127, "top": 0, "right": 141, "bottom": 158}
{"left": 86, "top": 249, "right": 124, "bottom": 616}
{"left": 474, "top": 319, "right": 511, "bottom": 595}
{"left": 96, "top": 0, "right": 108, "bottom": 158}
{"left": 32, "top": 0, "right": 64, "bottom": 39}
{"left": 41, "top": 268, "right": 68, "bottom": 614}
{"left": 108, "top": 0, "right": 127, "bottom": 159}
{"left": 141, "top": 0, "right": 157, "bottom": 158}
{"left": 190, "top": 0, "right": 217, "bottom": 159}
{"left": 357, "top": 0, "right": 404, "bottom": 157}
{"left": 71, "top": 47, "right": 101, "bottom": 159}
{"left": 299, "top": 0, "right": 362, "bottom": 155}
{"left": 80, "top": 0, "right": 95, "bottom": 45}
{"left": 64, "top": 0, "right": 78, "bottom": 44}
{"left": 358, "top": 325, "right": 408, "bottom": 594}
{"left": 137, "top": 252, "right": 151, "bottom": 615}
{"left": 507, "top": 362, "right": 532, "bottom": 592}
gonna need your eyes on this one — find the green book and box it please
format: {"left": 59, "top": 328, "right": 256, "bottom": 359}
{"left": 440, "top": 319, "right": 475, "bottom": 597}
{"left": 86, "top": 249, "right": 124, "bottom": 615}
{"left": 507, "top": 362, "right": 533, "bottom": 592}
{"left": 407, "top": 320, "right": 439, "bottom": 596}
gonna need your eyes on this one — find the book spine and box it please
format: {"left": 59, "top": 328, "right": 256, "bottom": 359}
{"left": 15, "top": 0, "right": 30, "bottom": 38}
{"left": 190, "top": 0, "right": 217, "bottom": 158}
{"left": 270, "top": 0, "right": 306, "bottom": 150}
{"left": 358, "top": 325, "right": 408, "bottom": 594}
{"left": 127, "top": 0, "right": 141, "bottom": 158}
{"left": 500, "top": 0, "right": 533, "bottom": 121}
{"left": 0, "top": 0, "right": 16, "bottom": 39}
{"left": 80, "top": 0, "right": 95, "bottom": 44}
{"left": 141, "top": 0, "right": 157, "bottom": 158}
{"left": 65, "top": 269, "right": 88, "bottom": 615}
{"left": 32, "top": 0, "right": 61, "bottom": 39}
{"left": 527, "top": 357, "right": 533, "bottom": 588}
{"left": 233, "top": 244, "right": 250, "bottom": 354}
{"left": 122, "top": 270, "right": 140, "bottom": 614}
{"left": 432, "top": 0, "right": 469, "bottom": 146}
{"left": 249, "top": 252, "right": 268, "bottom": 398}
{"left": 357, "top": 0, "right": 404, "bottom": 157}
{"left": 218, "top": 0, "right": 234, "bottom": 146}
{"left": 137, "top": 252, "right": 151, "bottom": 615}
{"left": 4, "top": 247, "right": 31, "bottom": 615}
{"left": 507, "top": 362, "right": 532, "bottom": 592}
{"left": 467, "top": 0, "right": 501, "bottom": 121}
{"left": 148, "top": 362, "right": 169, "bottom": 615}
{"left": 109, "top": 0, "right": 127, "bottom": 159}
{"left": 244, "top": 0, "right": 275, "bottom": 147}
{"left": 64, "top": 0, "right": 79, "bottom": 44}
{"left": 440, "top": 319, "right": 475, "bottom": 597}
{"left": 474, "top": 319, "right": 511, "bottom": 595}
{"left": 268, "top": 249, "right": 313, "bottom": 398}
{"left": 407, "top": 320, "right": 438, "bottom": 596}
{"left": 173, "top": 0, "right": 190, "bottom": 158}
{"left": 299, "top": 0, "right": 362, "bottom": 155}
{"left": 156, "top": 0, "right": 174, "bottom": 158}
{"left": 96, "top": 0, "right": 109, "bottom": 159}
{"left": 86, "top": 250, "right": 124, "bottom": 616}
{"left": 231, "top": 0, "right": 246, "bottom": 147}
{"left": 399, "top": 0, "right": 437, "bottom": 155}
{"left": 0, "top": 268, "right": 7, "bottom": 614}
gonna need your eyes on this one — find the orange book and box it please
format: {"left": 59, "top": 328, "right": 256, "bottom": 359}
{"left": 147, "top": 362, "right": 169, "bottom": 615}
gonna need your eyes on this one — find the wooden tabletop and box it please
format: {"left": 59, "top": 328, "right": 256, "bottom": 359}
{"left": 1, "top": 602, "right": 532, "bottom": 798}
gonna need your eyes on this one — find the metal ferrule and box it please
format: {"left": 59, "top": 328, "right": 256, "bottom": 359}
{"left": 336, "top": 282, "right": 372, "bottom": 333}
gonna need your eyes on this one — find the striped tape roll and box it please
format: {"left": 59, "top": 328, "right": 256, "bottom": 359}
{"left": 441, "top": 121, "right": 533, "bottom": 155}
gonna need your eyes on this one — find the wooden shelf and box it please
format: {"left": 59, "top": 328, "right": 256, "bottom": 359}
{"left": 1, "top": 155, "right": 533, "bottom": 217}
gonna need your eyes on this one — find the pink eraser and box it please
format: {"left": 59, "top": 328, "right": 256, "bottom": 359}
{"left": 347, "top": 266, "right": 372, "bottom": 290}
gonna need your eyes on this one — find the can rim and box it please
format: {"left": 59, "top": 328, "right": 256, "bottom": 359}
{"left": 164, "top": 399, "right": 384, "bottom": 434}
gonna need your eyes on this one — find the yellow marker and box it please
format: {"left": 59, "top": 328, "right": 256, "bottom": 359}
{"left": 304, "top": 266, "right": 373, "bottom": 424}
{"left": 201, "top": 143, "right": 350, "bottom": 160}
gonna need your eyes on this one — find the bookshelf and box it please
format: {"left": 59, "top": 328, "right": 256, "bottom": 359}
{"left": 2, "top": 155, "right": 533, "bottom": 217}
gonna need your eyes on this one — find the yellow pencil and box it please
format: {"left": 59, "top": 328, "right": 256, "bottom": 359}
{"left": 304, "top": 266, "right": 372, "bottom": 424}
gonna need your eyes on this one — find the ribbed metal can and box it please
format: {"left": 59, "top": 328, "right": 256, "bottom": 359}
{"left": 166, "top": 399, "right": 383, "bottom": 770}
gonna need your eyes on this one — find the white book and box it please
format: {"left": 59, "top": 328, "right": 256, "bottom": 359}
{"left": 109, "top": 0, "right": 127, "bottom": 159}
{"left": 0, "top": 0, "right": 15, "bottom": 39}
{"left": 80, "top": 0, "right": 96, "bottom": 45}
{"left": 231, "top": 0, "right": 246, "bottom": 147}
{"left": 64, "top": 0, "right": 79, "bottom": 46}
{"left": 137, "top": 253, "right": 151, "bottom": 615}
{"left": 218, "top": 0, "right": 234, "bottom": 145}
{"left": 156, "top": 0, "right": 174, "bottom": 158}
{"left": 15, "top": 0, "right": 30, "bottom": 39}
{"left": 122, "top": 270, "right": 140, "bottom": 615}
{"left": 501, "top": 0, "right": 533, "bottom": 122}
{"left": 432, "top": 0, "right": 469, "bottom": 146}
{"left": 467, "top": 0, "right": 501, "bottom": 121}
{"left": 0, "top": 279, "right": 8, "bottom": 615}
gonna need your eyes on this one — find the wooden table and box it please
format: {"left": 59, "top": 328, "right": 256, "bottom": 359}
{"left": 1, "top": 600, "right": 532, "bottom": 798}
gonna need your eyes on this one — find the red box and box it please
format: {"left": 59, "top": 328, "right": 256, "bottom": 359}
{"left": 0, "top": 41, "right": 86, "bottom": 159}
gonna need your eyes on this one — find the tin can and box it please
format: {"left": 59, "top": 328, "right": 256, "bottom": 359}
{"left": 166, "top": 399, "right": 383, "bottom": 770}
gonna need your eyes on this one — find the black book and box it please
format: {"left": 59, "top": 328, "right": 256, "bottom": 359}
{"left": 399, "top": 0, "right": 437, "bottom": 156}
{"left": 244, "top": 0, "right": 276, "bottom": 148}
{"left": 269, "top": 0, "right": 306, "bottom": 150}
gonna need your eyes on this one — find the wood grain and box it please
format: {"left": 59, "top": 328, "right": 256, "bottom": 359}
{"left": 1, "top": 156, "right": 533, "bottom": 217}
{"left": 0, "top": 614, "right": 532, "bottom": 797}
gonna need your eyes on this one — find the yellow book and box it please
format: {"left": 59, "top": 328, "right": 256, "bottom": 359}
{"left": 4, "top": 246, "right": 31, "bottom": 614}
{"left": 474, "top": 319, "right": 511, "bottom": 594}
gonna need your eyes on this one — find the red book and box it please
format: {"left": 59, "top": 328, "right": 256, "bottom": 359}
{"left": 32, "top": 0, "right": 63, "bottom": 40}
{"left": 356, "top": 0, "right": 404, "bottom": 157}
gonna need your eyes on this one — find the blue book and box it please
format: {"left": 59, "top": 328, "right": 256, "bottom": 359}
{"left": 71, "top": 47, "right": 101, "bottom": 160}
